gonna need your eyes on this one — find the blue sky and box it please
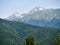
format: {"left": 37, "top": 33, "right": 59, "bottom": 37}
{"left": 0, "top": 0, "right": 60, "bottom": 18}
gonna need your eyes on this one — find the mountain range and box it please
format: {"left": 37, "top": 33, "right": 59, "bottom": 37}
{"left": 0, "top": 18, "right": 60, "bottom": 45}
{"left": 5, "top": 7, "right": 60, "bottom": 28}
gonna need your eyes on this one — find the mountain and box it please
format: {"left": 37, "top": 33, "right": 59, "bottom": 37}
{"left": 0, "top": 18, "right": 60, "bottom": 45}
{"left": 46, "top": 18, "right": 60, "bottom": 28}
{"left": 5, "top": 12, "right": 24, "bottom": 21}
{"left": 28, "top": 7, "right": 46, "bottom": 13}
{"left": 5, "top": 7, "right": 60, "bottom": 28}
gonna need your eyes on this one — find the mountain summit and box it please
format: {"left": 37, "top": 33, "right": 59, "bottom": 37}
{"left": 29, "top": 7, "right": 46, "bottom": 13}
{"left": 6, "top": 12, "right": 23, "bottom": 21}
{"left": 9, "top": 12, "right": 23, "bottom": 18}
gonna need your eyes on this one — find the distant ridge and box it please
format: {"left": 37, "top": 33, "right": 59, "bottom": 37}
{"left": 5, "top": 7, "right": 60, "bottom": 28}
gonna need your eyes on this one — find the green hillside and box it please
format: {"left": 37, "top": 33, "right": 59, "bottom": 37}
{"left": 0, "top": 19, "right": 23, "bottom": 45}
{"left": 0, "top": 18, "right": 60, "bottom": 45}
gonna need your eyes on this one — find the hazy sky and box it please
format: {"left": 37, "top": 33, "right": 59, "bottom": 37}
{"left": 0, "top": 0, "right": 60, "bottom": 18}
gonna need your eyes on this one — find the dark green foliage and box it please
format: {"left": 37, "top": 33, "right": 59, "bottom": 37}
{"left": 54, "top": 32, "right": 60, "bottom": 45}
{"left": 25, "top": 35, "right": 35, "bottom": 45}
{"left": 25, "top": 35, "right": 39, "bottom": 45}
{"left": 36, "top": 43, "right": 39, "bottom": 45}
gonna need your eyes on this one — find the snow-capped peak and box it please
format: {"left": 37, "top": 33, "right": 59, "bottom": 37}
{"left": 9, "top": 12, "right": 23, "bottom": 18}
{"left": 39, "top": 7, "right": 45, "bottom": 10}
{"left": 29, "top": 7, "right": 46, "bottom": 13}
{"left": 32, "top": 7, "right": 45, "bottom": 11}
{"left": 5, "top": 12, "right": 24, "bottom": 21}
{"left": 13, "top": 12, "right": 20, "bottom": 17}
{"left": 12, "top": 12, "right": 23, "bottom": 18}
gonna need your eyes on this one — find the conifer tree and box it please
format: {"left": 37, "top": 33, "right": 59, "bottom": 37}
{"left": 55, "top": 32, "right": 60, "bottom": 45}
{"left": 25, "top": 35, "right": 35, "bottom": 45}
